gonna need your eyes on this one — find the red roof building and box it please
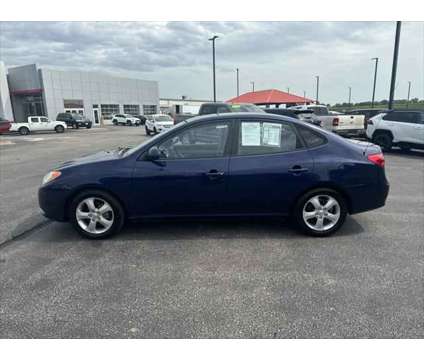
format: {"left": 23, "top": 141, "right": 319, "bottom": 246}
{"left": 227, "top": 89, "right": 314, "bottom": 107}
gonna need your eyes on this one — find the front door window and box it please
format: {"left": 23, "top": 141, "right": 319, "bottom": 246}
{"left": 156, "top": 122, "right": 230, "bottom": 160}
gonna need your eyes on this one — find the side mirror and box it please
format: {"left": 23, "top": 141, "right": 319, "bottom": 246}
{"left": 146, "top": 146, "right": 161, "bottom": 161}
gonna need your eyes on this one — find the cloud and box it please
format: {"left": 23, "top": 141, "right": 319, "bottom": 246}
{"left": 0, "top": 21, "right": 422, "bottom": 103}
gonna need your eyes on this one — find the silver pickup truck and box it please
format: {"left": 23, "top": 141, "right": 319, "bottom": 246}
{"left": 289, "top": 105, "right": 365, "bottom": 137}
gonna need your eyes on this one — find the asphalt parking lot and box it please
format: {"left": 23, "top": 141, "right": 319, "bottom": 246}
{"left": 0, "top": 126, "right": 423, "bottom": 338}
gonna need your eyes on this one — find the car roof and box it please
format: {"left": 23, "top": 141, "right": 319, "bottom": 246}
{"left": 185, "top": 112, "right": 301, "bottom": 125}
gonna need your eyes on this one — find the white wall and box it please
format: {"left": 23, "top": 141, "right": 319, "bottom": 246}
{"left": 0, "top": 61, "right": 14, "bottom": 121}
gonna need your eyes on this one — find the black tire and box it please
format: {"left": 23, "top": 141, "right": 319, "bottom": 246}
{"left": 69, "top": 189, "right": 125, "bottom": 239}
{"left": 86, "top": 124, "right": 92, "bottom": 129}
{"left": 19, "top": 126, "right": 30, "bottom": 135}
{"left": 55, "top": 125, "right": 65, "bottom": 133}
{"left": 373, "top": 132, "right": 392, "bottom": 151}
{"left": 293, "top": 188, "right": 347, "bottom": 237}
{"left": 145, "top": 126, "right": 151, "bottom": 135}
{"left": 112, "top": 119, "right": 118, "bottom": 125}
{"left": 127, "top": 120, "right": 132, "bottom": 126}
{"left": 400, "top": 144, "right": 411, "bottom": 152}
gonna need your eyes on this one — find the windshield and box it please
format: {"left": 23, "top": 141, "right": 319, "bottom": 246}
{"left": 155, "top": 116, "right": 172, "bottom": 123}
{"left": 231, "top": 104, "right": 265, "bottom": 113}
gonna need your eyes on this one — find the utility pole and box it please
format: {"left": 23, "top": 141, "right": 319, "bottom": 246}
{"left": 236, "top": 68, "right": 239, "bottom": 97}
{"left": 371, "top": 57, "right": 379, "bottom": 108}
{"left": 348, "top": 86, "right": 352, "bottom": 106}
{"left": 251, "top": 81, "right": 255, "bottom": 92}
{"left": 208, "top": 35, "right": 219, "bottom": 102}
{"left": 389, "top": 22, "right": 401, "bottom": 110}
{"left": 315, "top": 76, "right": 320, "bottom": 103}
{"left": 407, "top": 81, "right": 411, "bottom": 108}
{"left": 287, "top": 87, "right": 290, "bottom": 93}
{"left": 303, "top": 90, "right": 307, "bottom": 105}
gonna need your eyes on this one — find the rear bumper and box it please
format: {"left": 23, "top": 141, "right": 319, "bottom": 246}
{"left": 334, "top": 128, "right": 366, "bottom": 137}
{"left": 348, "top": 180, "right": 389, "bottom": 214}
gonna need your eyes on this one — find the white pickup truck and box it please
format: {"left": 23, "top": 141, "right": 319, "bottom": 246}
{"left": 10, "top": 116, "right": 67, "bottom": 135}
{"left": 289, "top": 105, "right": 365, "bottom": 137}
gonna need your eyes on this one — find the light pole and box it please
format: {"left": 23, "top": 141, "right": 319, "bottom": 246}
{"left": 348, "top": 86, "right": 352, "bottom": 106}
{"left": 287, "top": 87, "right": 290, "bottom": 93}
{"left": 251, "top": 81, "right": 255, "bottom": 92}
{"left": 236, "top": 68, "right": 239, "bottom": 97}
{"left": 371, "top": 57, "right": 379, "bottom": 108}
{"left": 389, "top": 21, "right": 401, "bottom": 110}
{"left": 208, "top": 35, "right": 219, "bottom": 102}
{"left": 303, "top": 90, "right": 307, "bottom": 105}
{"left": 315, "top": 76, "right": 320, "bottom": 103}
{"left": 407, "top": 81, "right": 411, "bottom": 108}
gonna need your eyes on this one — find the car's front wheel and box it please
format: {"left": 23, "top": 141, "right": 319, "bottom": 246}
{"left": 373, "top": 132, "right": 392, "bottom": 151}
{"left": 294, "top": 189, "right": 347, "bottom": 237}
{"left": 69, "top": 190, "right": 125, "bottom": 239}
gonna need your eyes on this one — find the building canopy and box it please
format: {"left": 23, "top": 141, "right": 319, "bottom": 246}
{"left": 227, "top": 89, "right": 314, "bottom": 106}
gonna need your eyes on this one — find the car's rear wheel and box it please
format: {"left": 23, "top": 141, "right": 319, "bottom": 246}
{"left": 69, "top": 190, "right": 124, "bottom": 239}
{"left": 19, "top": 126, "right": 30, "bottom": 135}
{"left": 294, "top": 189, "right": 347, "bottom": 237}
{"left": 145, "top": 126, "right": 151, "bottom": 135}
{"left": 373, "top": 132, "right": 392, "bottom": 151}
{"left": 55, "top": 125, "right": 65, "bottom": 133}
{"left": 112, "top": 119, "right": 118, "bottom": 125}
{"left": 127, "top": 120, "right": 132, "bottom": 126}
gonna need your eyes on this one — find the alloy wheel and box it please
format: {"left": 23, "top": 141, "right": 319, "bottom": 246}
{"left": 302, "top": 194, "right": 340, "bottom": 232}
{"left": 76, "top": 197, "right": 114, "bottom": 235}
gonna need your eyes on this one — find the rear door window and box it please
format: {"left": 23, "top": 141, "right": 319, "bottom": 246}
{"left": 237, "top": 120, "right": 303, "bottom": 156}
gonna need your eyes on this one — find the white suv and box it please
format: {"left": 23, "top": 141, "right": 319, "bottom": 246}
{"left": 111, "top": 114, "right": 141, "bottom": 126}
{"left": 145, "top": 114, "right": 174, "bottom": 135}
{"left": 366, "top": 110, "right": 424, "bottom": 151}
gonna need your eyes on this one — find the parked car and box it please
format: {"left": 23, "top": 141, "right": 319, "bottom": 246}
{"left": 264, "top": 108, "right": 322, "bottom": 126}
{"left": 39, "top": 113, "right": 389, "bottom": 239}
{"left": 145, "top": 114, "right": 174, "bottom": 135}
{"left": 134, "top": 115, "right": 147, "bottom": 125}
{"left": 198, "top": 102, "right": 265, "bottom": 116}
{"left": 0, "top": 117, "right": 11, "bottom": 134}
{"left": 112, "top": 114, "right": 141, "bottom": 126}
{"left": 10, "top": 116, "right": 67, "bottom": 135}
{"left": 56, "top": 113, "right": 92, "bottom": 129}
{"left": 366, "top": 110, "right": 424, "bottom": 151}
{"left": 345, "top": 108, "right": 388, "bottom": 129}
{"left": 289, "top": 105, "right": 365, "bottom": 137}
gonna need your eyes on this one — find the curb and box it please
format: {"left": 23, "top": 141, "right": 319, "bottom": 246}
{"left": 0, "top": 213, "right": 51, "bottom": 248}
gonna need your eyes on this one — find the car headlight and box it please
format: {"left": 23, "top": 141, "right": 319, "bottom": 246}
{"left": 42, "top": 170, "right": 61, "bottom": 185}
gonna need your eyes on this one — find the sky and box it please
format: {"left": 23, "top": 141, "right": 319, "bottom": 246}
{"left": 0, "top": 21, "right": 422, "bottom": 104}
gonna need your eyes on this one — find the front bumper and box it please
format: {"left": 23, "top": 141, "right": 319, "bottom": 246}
{"left": 38, "top": 184, "right": 70, "bottom": 221}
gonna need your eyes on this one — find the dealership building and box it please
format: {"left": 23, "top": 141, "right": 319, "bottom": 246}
{"left": 0, "top": 62, "right": 159, "bottom": 125}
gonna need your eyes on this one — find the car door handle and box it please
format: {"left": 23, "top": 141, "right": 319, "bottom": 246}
{"left": 205, "top": 169, "right": 225, "bottom": 179}
{"left": 289, "top": 165, "right": 309, "bottom": 174}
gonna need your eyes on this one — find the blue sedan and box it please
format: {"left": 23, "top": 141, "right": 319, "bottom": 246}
{"left": 39, "top": 113, "right": 389, "bottom": 239}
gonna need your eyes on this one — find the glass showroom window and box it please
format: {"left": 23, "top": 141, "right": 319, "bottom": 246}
{"left": 143, "top": 105, "right": 157, "bottom": 115}
{"left": 101, "top": 104, "right": 120, "bottom": 120}
{"left": 123, "top": 105, "right": 140, "bottom": 116}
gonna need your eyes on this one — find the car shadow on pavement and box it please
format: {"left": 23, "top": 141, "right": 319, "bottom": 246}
{"left": 46, "top": 215, "right": 365, "bottom": 244}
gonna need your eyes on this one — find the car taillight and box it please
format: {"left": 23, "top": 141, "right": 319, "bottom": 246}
{"left": 333, "top": 117, "right": 339, "bottom": 126}
{"left": 368, "top": 153, "right": 385, "bottom": 168}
